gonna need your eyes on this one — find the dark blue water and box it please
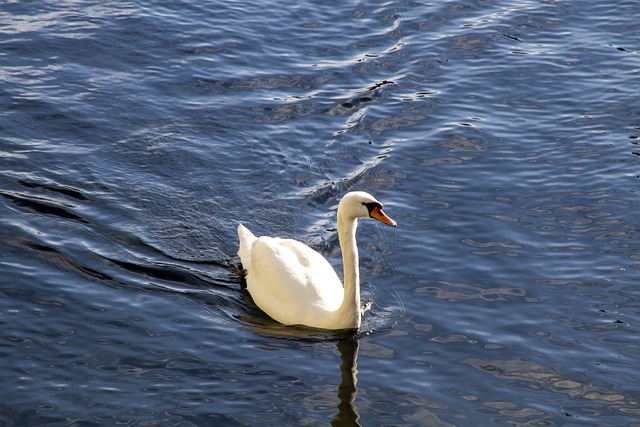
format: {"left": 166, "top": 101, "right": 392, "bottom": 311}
{"left": 2, "top": 1, "right": 639, "bottom": 425}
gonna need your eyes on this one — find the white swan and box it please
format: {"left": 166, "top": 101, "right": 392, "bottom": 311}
{"left": 237, "top": 191, "right": 396, "bottom": 330}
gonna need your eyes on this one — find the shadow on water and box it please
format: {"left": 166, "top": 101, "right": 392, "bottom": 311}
{"left": 333, "top": 338, "right": 361, "bottom": 427}
{"left": 240, "top": 319, "right": 366, "bottom": 426}
{"left": 243, "top": 325, "right": 365, "bottom": 427}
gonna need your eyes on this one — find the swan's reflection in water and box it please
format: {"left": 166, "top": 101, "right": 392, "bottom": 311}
{"left": 332, "top": 338, "right": 361, "bottom": 427}
{"left": 245, "top": 322, "right": 365, "bottom": 425}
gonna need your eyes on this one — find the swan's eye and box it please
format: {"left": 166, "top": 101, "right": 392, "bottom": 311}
{"left": 362, "top": 201, "right": 383, "bottom": 217}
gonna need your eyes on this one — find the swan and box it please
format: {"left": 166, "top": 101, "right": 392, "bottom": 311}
{"left": 237, "top": 191, "right": 396, "bottom": 330}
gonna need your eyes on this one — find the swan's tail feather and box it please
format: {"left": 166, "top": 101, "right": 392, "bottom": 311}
{"left": 237, "top": 223, "right": 257, "bottom": 271}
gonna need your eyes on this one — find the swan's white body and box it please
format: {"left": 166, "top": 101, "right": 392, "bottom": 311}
{"left": 237, "top": 191, "right": 396, "bottom": 330}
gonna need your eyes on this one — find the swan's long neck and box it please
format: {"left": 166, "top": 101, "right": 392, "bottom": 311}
{"left": 337, "top": 213, "right": 361, "bottom": 329}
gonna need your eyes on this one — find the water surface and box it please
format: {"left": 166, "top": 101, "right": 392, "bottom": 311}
{"left": 1, "top": 1, "right": 639, "bottom": 425}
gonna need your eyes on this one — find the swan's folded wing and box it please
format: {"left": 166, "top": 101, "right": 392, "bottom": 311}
{"left": 248, "top": 237, "right": 343, "bottom": 324}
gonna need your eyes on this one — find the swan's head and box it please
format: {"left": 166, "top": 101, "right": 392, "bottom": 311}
{"left": 338, "top": 191, "right": 397, "bottom": 227}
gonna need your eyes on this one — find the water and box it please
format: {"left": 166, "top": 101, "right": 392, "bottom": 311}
{"left": 1, "top": 0, "right": 639, "bottom": 425}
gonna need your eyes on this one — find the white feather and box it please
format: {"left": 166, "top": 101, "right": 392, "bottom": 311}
{"left": 237, "top": 191, "right": 396, "bottom": 330}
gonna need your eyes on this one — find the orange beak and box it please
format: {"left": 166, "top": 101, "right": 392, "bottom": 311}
{"left": 370, "top": 205, "right": 397, "bottom": 227}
